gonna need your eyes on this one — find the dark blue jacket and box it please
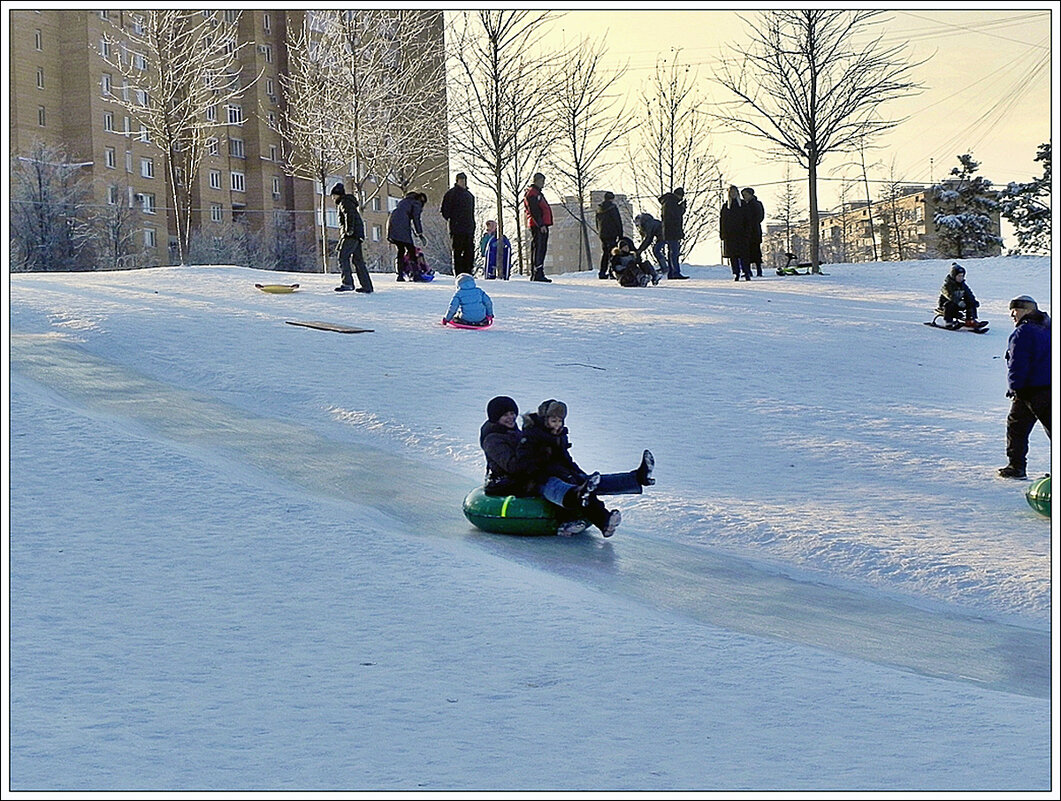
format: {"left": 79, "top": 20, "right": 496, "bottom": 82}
{"left": 1006, "top": 311, "right": 1051, "bottom": 392}
{"left": 387, "top": 193, "right": 424, "bottom": 244}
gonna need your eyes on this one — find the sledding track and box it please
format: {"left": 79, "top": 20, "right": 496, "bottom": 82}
{"left": 10, "top": 332, "right": 1049, "bottom": 699}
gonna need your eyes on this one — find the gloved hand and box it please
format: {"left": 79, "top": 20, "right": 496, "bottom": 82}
{"left": 1006, "top": 390, "right": 1015, "bottom": 398}
{"left": 957, "top": 301, "right": 966, "bottom": 309}
{"left": 441, "top": 317, "right": 449, "bottom": 326}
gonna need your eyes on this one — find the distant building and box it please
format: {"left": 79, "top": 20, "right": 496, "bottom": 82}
{"left": 763, "top": 184, "right": 1002, "bottom": 267}
{"left": 9, "top": 9, "right": 448, "bottom": 271}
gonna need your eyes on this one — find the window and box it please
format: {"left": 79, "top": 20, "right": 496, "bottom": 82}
{"left": 226, "top": 104, "right": 243, "bottom": 125}
{"left": 325, "top": 208, "right": 337, "bottom": 228}
{"left": 265, "top": 77, "right": 274, "bottom": 96}
{"left": 131, "top": 15, "right": 144, "bottom": 35}
{"left": 144, "top": 227, "right": 157, "bottom": 248}
{"left": 34, "top": 29, "right": 42, "bottom": 50}
{"left": 387, "top": 196, "right": 400, "bottom": 212}
{"left": 36, "top": 68, "right": 44, "bottom": 89}
{"left": 230, "top": 171, "right": 245, "bottom": 192}
{"left": 205, "top": 104, "right": 216, "bottom": 122}
{"left": 101, "top": 73, "right": 112, "bottom": 96}
{"left": 104, "top": 146, "right": 116, "bottom": 169}
{"left": 125, "top": 151, "right": 132, "bottom": 173}
{"left": 123, "top": 116, "right": 131, "bottom": 135}
{"left": 37, "top": 106, "right": 46, "bottom": 127}
{"left": 133, "top": 52, "right": 147, "bottom": 71}
{"left": 139, "top": 125, "right": 149, "bottom": 144}
{"left": 263, "top": 12, "right": 270, "bottom": 32}
{"left": 208, "top": 138, "right": 219, "bottom": 156}
{"left": 209, "top": 169, "right": 222, "bottom": 190}
{"left": 100, "top": 38, "right": 110, "bottom": 59}
{"left": 268, "top": 144, "right": 278, "bottom": 162}
{"left": 225, "top": 10, "right": 239, "bottom": 23}
{"left": 140, "top": 157, "right": 154, "bottom": 178}
{"left": 272, "top": 176, "right": 281, "bottom": 198}
{"left": 371, "top": 196, "right": 382, "bottom": 212}
{"left": 210, "top": 203, "right": 223, "bottom": 223}
{"left": 141, "top": 193, "right": 156, "bottom": 214}
{"left": 134, "top": 88, "right": 147, "bottom": 107}
{"left": 228, "top": 137, "right": 245, "bottom": 159}
{"left": 107, "top": 185, "right": 120, "bottom": 205}
{"left": 99, "top": 10, "right": 108, "bottom": 20}
{"left": 372, "top": 225, "right": 381, "bottom": 242}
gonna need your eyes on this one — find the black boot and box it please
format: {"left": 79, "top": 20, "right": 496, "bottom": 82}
{"left": 636, "top": 450, "right": 655, "bottom": 486}
{"left": 531, "top": 267, "right": 552, "bottom": 283}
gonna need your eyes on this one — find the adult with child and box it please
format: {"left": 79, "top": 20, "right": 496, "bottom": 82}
{"left": 440, "top": 172, "right": 476, "bottom": 276}
{"left": 937, "top": 263, "right": 983, "bottom": 328}
{"left": 388, "top": 190, "right": 426, "bottom": 281}
{"left": 741, "top": 187, "right": 765, "bottom": 277}
{"left": 659, "top": 186, "right": 689, "bottom": 280}
{"left": 998, "top": 295, "right": 1051, "bottom": 479}
{"left": 596, "top": 191, "right": 623, "bottom": 280}
{"left": 329, "top": 182, "right": 374, "bottom": 294}
{"left": 479, "top": 396, "right": 654, "bottom": 538}
{"left": 611, "top": 236, "right": 658, "bottom": 287}
{"left": 720, "top": 184, "right": 752, "bottom": 281}
{"left": 524, "top": 172, "right": 553, "bottom": 283}
{"left": 442, "top": 273, "right": 494, "bottom": 328}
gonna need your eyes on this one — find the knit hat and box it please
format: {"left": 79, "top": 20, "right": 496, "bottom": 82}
{"left": 674, "top": 187, "right": 685, "bottom": 197}
{"left": 538, "top": 399, "right": 567, "bottom": 420}
{"left": 456, "top": 273, "right": 475, "bottom": 287}
{"left": 330, "top": 182, "right": 345, "bottom": 196}
{"left": 603, "top": 191, "right": 615, "bottom": 201}
{"left": 1009, "top": 295, "right": 1038, "bottom": 310}
{"left": 486, "top": 395, "right": 518, "bottom": 422}
{"left": 950, "top": 262, "right": 966, "bottom": 276}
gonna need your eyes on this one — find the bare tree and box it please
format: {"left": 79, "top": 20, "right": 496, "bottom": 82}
{"left": 549, "top": 35, "right": 634, "bottom": 270}
{"left": 100, "top": 10, "right": 252, "bottom": 263}
{"left": 772, "top": 164, "right": 803, "bottom": 261}
{"left": 627, "top": 51, "right": 721, "bottom": 260}
{"left": 447, "top": 10, "right": 557, "bottom": 268}
{"left": 877, "top": 158, "right": 911, "bottom": 261}
{"left": 94, "top": 178, "right": 147, "bottom": 270}
{"left": 9, "top": 142, "right": 96, "bottom": 271}
{"left": 714, "top": 10, "right": 924, "bottom": 271}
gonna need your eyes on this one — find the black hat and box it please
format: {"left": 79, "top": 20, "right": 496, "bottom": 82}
{"left": 486, "top": 396, "right": 518, "bottom": 422}
{"left": 330, "top": 182, "right": 345, "bottom": 196}
{"left": 603, "top": 191, "right": 615, "bottom": 201}
{"left": 1009, "top": 295, "right": 1038, "bottom": 310}
{"left": 950, "top": 262, "right": 966, "bottom": 276}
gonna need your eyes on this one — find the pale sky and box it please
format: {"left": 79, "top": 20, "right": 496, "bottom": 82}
{"left": 454, "top": 4, "right": 1055, "bottom": 261}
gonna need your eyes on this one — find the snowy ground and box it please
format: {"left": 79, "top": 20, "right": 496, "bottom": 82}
{"left": 5, "top": 256, "right": 1056, "bottom": 792}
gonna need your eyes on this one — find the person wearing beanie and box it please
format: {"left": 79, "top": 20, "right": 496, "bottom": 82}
{"left": 659, "top": 186, "right": 689, "bottom": 279}
{"left": 595, "top": 190, "right": 623, "bottom": 280}
{"left": 936, "top": 263, "right": 981, "bottom": 327}
{"left": 514, "top": 399, "right": 655, "bottom": 538}
{"left": 480, "top": 396, "right": 525, "bottom": 496}
{"left": 998, "top": 295, "right": 1052, "bottom": 478}
{"left": 330, "top": 182, "right": 374, "bottom": 294}
{"left": 442, "top": 272, "right": 493, "bottom": 327}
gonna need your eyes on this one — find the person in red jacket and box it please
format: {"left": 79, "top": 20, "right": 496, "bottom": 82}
{"left": 524, "top": 172, "right": 553, "bottom": 283}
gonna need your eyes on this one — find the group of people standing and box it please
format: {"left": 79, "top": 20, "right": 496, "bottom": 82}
{"left": 719, "top": 185, "right": 765, "bottom": 281}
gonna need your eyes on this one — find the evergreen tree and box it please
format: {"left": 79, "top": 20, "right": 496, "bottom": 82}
{"left": 931, "top": 154, "right": 1002, "bottom": 259}
{"left": 999, "top": 142, "right": 1051, "bottom": 255}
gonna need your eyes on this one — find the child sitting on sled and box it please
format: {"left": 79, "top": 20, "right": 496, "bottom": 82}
{"left": 611, "top": 237, "right": 659, "bottom": 287}
{"left": 442, "top": 273, "right": 494, "bottom": 327}
{"left": 937, "top": 263, "right": 981, "bottom": 326}
{"left": 400, "top": 247, "right": 435, "bottom": 282}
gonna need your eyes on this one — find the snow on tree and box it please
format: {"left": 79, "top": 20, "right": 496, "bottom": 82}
{"left": 999, "top": 142, "right": 1051, "bottom": 256}
{"left": 931, "top": 154, "right": 1002, "bottom": 259}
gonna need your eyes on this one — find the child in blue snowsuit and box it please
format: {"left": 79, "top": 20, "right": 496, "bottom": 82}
{"left": 442, "top": 273, "right": 494, "bottom": 326}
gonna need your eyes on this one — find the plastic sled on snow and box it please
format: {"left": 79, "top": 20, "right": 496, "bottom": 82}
{"left": 462, "top": 486, "right": 587, "bottom": 536}
{"left": 256, "top": 283, "right": 300, "bottom": 293}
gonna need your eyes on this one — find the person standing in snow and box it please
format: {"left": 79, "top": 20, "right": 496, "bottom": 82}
{"left": 524, "top": 172, "right": 553, "bottom": 283}
{"left": 388, "top": 190, "right": 426, "bottom": 281}
{"left": 479, "top": 220, "right": 511, "bottom": 280}
{"left": 442, "top": 273, "right": 494, "bottom": 327}
{"left": 937, "top": 263, "right": 982, "bottom": 327}
{"left": 329, "top": 182, "right": 374, "bottom": 294}
{"left": 659, "top": 186, "right": 689, "bottom": 279}
{"left": 634, "top": 211, "right": 668, "bottom": 278}
{"left": 998, "top": 295, "right": 1051, "bottom": 479}
{"left": 440, "top": 172, "right": 476, "bottom": 276}
{"left": 741, "top": 187, "right": 765, "bottom": 277}
{"left": 596, "top": 191, "right": 623, "bottom": 279}
{"left": 720, "top": 184, "right": 752, "bottom": 281}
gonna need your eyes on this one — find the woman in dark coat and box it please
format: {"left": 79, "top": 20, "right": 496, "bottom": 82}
{"left": 720, "top": 184, "right": 752, "bottom": 281}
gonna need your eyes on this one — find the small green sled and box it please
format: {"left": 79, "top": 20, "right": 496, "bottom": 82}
{"left": 1026, "top": 475, "right": 1051, "bottom": 518}
{"left": 463, "top": 486, "right": 582, "bottom": 536}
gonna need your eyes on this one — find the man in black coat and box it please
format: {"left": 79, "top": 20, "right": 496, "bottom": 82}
{"left": 330, "top": 182, "right": 374, "bottom": 293}
{"left": 741, "top": 187, "right": 765, "bottom": 277}
{"left": 659, "top": 187, "right": 689, "bottom": 279}
{"left": 440, "top": 172, "right": 476, "bottom": 275}
{"left": 595, "top": 191, "right": 623, "bottom": 279}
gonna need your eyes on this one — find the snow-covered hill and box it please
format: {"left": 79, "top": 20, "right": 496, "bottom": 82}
{"left": 7, "top": 256, "right": 1054, "bottom": 791}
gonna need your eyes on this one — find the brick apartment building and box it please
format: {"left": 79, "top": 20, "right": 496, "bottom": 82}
{"left": 9, "top": 9, "right": 448, "bottom": 271}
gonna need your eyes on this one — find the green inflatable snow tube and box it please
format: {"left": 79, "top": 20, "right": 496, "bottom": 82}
{"left": 1025, "top": 475, "right": 1051, "bottom": 518}
{"left": 462, "top": 486, "right": 567, "bottom": 535}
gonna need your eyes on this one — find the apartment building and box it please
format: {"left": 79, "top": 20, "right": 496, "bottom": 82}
{"left": 9, "top": 9, "right": 448, "bottom": 271}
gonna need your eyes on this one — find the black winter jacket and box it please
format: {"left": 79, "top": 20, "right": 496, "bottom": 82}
{"left": 516, "top": 413, "right": 588, "bottom": 485}
{"left": 480, "top": 420, "right": 534, "bottom": 495}
{"left": 938, "top": 274, "right": 978, "bottom": 311}
{"left": 660, "top": 192, "right": 686, "bottom": 241}
{"left": 440, "top": 184, "right": 476, "bottom": 236}
{"left": 596, "top": 199, "right": 623, "bottom": 242}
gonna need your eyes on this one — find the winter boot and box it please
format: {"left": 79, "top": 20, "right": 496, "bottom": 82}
{"left": 577, "top": 472, "right": 601, "bottom": 505}
{"left": 334, "top": 283, "right": 355, "bottom": 292}
{"left": 997, "top": 465, "right": 1027, "bottom": 479}
{"left": 601, "top": 509, "right": 622, "bottom": 538}
{"left": 585, "top": 496, "right": 621, "bottom": 537}
{"left": 636, "top": 450, "right": 655, "bottom": 486}
{"left": 557, "top": 519, "right": 590, "bottom": 537}
{"left": 530, "top": 267, "right": 552, "bottom": 283}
